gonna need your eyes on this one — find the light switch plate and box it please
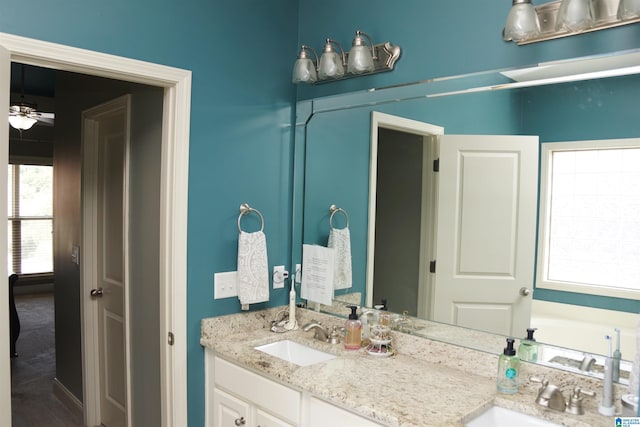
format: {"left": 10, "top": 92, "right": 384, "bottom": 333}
{"left": 214, "top": 271, "right": 238, "bottom": 299}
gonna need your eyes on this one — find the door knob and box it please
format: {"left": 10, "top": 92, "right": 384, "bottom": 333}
{"left": 520, "top": 287, "right": 532, "bottom": 296}
{"left": 234, "top": 417, "right": 246, "bottom": 426}
{"left": 90, "top": 288, "right": 104, "bottom": 297}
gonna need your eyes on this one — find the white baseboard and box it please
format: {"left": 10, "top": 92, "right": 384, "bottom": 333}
{"left": 52, "top": 378, "right": 83, "bottom": 414}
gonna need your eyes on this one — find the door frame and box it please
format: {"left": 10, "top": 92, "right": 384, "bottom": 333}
{"left": 0, "top": 32, "right": 190, "bottom": 427}
{"left": 366, "top": 112, "right": 444, "bottom": 315}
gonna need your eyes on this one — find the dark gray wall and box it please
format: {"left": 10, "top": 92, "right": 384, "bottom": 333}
{"left": 53, "top": 71, "right": 163, "bottom": 425}
{"left": 373, "top": 128, "right": 424, "bottom": 315}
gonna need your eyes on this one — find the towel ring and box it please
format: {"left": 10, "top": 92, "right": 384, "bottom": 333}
{"left": 238, "top": 203, "right": 265, "bottom": 233}
{"left": 329, "top": 204, "right": 349, "bottom": 230}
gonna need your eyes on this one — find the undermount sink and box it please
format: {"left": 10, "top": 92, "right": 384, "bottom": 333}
{"left": 254, "top": 340, "right": 336, "bottom": 367}
{"left": 465, "top": 406, "right": 562, "bottom": 427}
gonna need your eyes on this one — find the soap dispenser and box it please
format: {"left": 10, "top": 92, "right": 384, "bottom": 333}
{"left": 518, "top": 328, "right": 539, "bottom": 362}
{"left": 497, "top": 337, "right": 520, "bottom": 394}
{"left": 344, "top": 306, "right": 362, "bottom": 350}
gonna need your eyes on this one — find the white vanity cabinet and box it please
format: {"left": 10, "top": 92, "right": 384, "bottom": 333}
{"left": 206, "top": 352, "right": 299, "bottom": 427}
{"left": 205, "top": 349, "right": 383, "bottom": 427}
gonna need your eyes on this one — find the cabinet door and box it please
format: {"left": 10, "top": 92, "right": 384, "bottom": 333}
{"left": 307, "top": 397, "right": 382, "bottom": 427}
{"left": 212, "top": 388, "right": 250, "bottom": 427}
{"left": 255, "top": 408, "right": 296, "bottom": 427}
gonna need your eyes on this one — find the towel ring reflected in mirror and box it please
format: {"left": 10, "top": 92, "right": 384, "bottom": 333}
{"left": 238, "top": 203, "right": 265, "bottom": 233}
{"left": 329, "top": 204, "right": 350, "bottom": 230}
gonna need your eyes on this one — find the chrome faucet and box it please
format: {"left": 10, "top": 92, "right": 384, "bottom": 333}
{"left": 302, "top": 322, "right": 329, "bottom": 342}
{"left": 579, "top": 355, "right": 596, "bottom": 371}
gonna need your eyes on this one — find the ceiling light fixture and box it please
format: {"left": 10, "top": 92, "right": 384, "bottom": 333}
{"left": 8, "top": 105, "right": 38, "bottom": 130}
{"left": 8, "top": 64, "right": 55, "bottom": 131}
{"left": 292, "top": 30, "right": 401, "bottom": 84}
{"left": 503, "top": 0, "right": 640, "bottom": 45}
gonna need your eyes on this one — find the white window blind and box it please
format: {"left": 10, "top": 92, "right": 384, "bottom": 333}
{"left": 7, "top": 164, "right": 53, "bottom": 275}
{"left": 538, "top": 140, "right": 640, "bottom": 299}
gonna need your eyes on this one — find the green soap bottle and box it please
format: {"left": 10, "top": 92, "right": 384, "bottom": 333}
{"left": 497, "top": 337, "right": 520, "bottom": 394}
{"left": 518, "top": 327, "right": 539, "bottom": 362}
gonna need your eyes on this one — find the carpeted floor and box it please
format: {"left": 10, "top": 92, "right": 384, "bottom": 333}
{"left": 10, "top": 292, "right": 84, "bottom": 427}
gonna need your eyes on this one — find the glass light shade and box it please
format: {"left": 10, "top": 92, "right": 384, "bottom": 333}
{"left": 618, "top": 0, "right": 640, "bottom": 20}
{"left": 318, "top": 51, "right": 345, "bottom": 80}
{"left": 503, "top": 0, "right": 541, "bottom": 42}
{"left": 8, "top": 115, "right": 37, "bottom": 130}
{"left": 555, "top": 0, "right": 594, "bottom": 32}
{"left": 291, "top": 57, "right": 317, "bottom": 84}
{"left": 347, "top": 45, "right": 374, "bottom": 74}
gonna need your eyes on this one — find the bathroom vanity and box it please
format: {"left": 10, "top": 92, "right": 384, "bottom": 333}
{"left": 202, "top": 307, "right": 620, "bottom": 427}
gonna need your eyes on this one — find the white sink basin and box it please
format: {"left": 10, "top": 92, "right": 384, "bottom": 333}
{"left": 465, "top": 406, "right": 562, "bottom": 427}
{"left": 254, "top": 340, "right": 336, "bottom": 367}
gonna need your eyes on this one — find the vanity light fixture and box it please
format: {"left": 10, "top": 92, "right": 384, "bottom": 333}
{"left": 292, "top": 30, "right": 401, "bottom": 84}
{"left": 504, "top": 0, "right": 640, "bottom": 45}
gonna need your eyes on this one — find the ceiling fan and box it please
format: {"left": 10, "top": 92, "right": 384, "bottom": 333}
{"left": 8, "top": 64, "right": 55, "bottom": 131}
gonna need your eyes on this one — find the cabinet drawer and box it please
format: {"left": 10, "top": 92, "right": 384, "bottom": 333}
{"left": 307, "top": 397, "right": 383, "bottom": 427}
{"left": 214, "top": 357, "right": 301, "bottom": 424}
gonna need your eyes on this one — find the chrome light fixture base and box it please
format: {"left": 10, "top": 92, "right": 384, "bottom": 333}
{"left": 508, "top": 0, "right": 640, "bottom": 45}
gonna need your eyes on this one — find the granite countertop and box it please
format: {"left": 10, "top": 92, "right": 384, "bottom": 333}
{"left": 201, "top": 306, "right": 619, "bottom": 427}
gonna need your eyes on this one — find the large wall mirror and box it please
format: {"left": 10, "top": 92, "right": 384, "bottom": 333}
{"left": 293, "top": 49, "right": 640, "bottom": 383}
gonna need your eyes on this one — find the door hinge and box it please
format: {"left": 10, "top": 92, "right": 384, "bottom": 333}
{"left": 429, "top": 260, "right": 436, "bottom": 273}
{"left": 168, "top": 332, "right": 175, "bottom": 346}
{"left": 433, "top": 158, "right": 439, "bottom": 172}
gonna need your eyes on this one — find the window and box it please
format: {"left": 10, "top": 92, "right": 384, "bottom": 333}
{"left": 7, "top": 163, "right": 53, "bottom": 275}
{"left": 537, "top": 139, "right": 640, "bottom": 300}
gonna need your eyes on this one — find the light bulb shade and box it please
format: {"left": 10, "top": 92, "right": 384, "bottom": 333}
{"left": 556, "top": 0, "right": 594, "bottom": 32}
{"left": 318, "top": 51, "right": 345, "bottom": 80}
{"left": 292, "top": 57, "right": 317, "bottom": 84}
{"left": 503, "top": 0, "right": 541, "bottom": 42}
{"left": 8, "top": 115, "right": 37, "bottom": 130}
{"left": 618, "top": 0, "right": 640, "bottom": 20}
{"left": 347, "top": 45, "right": 374, "bottom": 74}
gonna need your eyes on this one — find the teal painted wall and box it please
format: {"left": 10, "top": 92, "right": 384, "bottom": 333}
{"left": 2, "top": 0, "right": 639, "bottom": 425}
{"left": 1, "top": 1, "right": 298, "bottom": 426}
{"left": 296, "top": 1, "right": 640, "bottom": 100}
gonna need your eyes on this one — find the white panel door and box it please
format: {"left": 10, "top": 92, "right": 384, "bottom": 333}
{"left": 0, "top": 45, "right": 11, "bottom": 427}
{"left": 85, "top": 96, "right": 131, "bottom": 427}
{"left": 432, "top": 134, "right": 538, "bottom": 336}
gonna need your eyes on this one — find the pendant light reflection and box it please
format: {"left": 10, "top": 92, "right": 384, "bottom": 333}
{"left": 291, "top": 45, "right": 318, "bottom": 84}
{"left": 503, "top": 0, "right": 540, "bottom": 42}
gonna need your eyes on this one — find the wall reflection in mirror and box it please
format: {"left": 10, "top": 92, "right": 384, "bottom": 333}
{"left": 294, "top": 49, "right": 640, "bottom": 384}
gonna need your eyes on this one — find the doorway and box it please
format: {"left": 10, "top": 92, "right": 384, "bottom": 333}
{"left": 0, "top": 33, "right": 190, "bottom": 427}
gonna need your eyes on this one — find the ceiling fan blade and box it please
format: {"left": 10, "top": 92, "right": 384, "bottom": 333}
{"left": 35, "top": 111, "right": 55, "bottom": 119}
{"left": 36, "top": 116, "right": 54, "bottom": 126}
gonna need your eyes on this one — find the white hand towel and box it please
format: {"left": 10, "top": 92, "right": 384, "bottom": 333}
{"left": 237, "top": 230, "right": 269, "bottom": 306}
{"left": 328, "top": 227, "right": 352, "bottom": 290}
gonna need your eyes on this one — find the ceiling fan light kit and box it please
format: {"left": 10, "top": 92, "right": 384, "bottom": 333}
{"left": 8, "top": 64, "right": 55, "bottom": 131}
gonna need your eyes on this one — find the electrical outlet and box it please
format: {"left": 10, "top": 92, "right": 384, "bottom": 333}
{"left": 273, "top": 265, "right": 286, "bottom": 289}
{"left": 214, "top": 271, "right": 238, "bottom": 299}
